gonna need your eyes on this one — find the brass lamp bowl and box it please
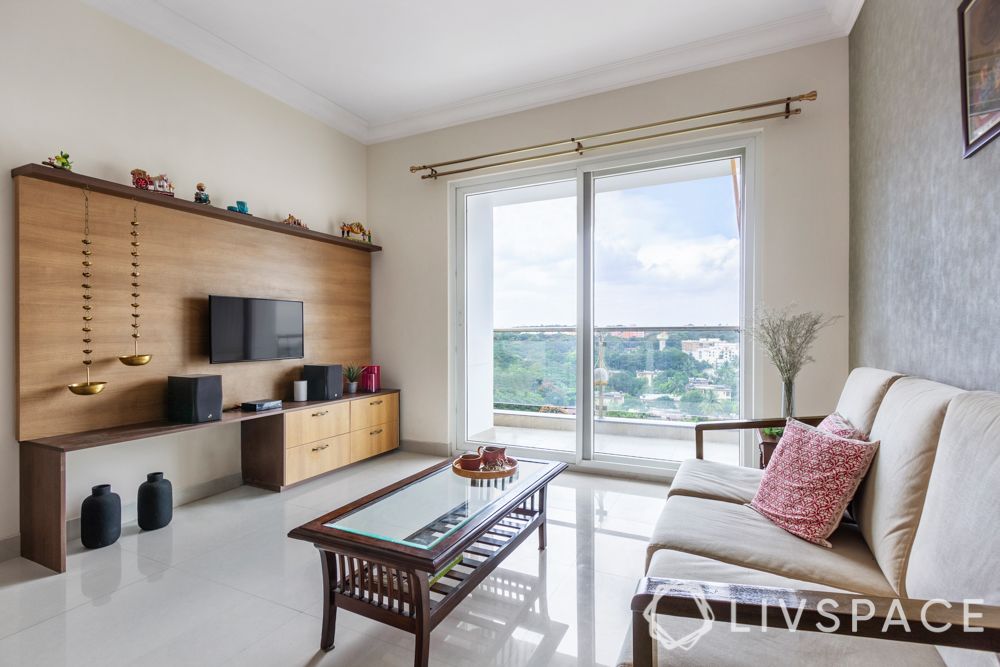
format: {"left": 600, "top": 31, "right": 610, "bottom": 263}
{"left": 118, "top": 354, "right": 152, "bottom": 366}
{"left": 67, "top": 381, "right": 107, "bottom": 395}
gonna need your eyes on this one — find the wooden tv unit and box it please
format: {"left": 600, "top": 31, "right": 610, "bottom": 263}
{"left": 20, "top": 389, "right": 399, "bottom": 573}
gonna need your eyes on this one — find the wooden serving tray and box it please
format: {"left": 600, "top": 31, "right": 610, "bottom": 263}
{"left": 451, "top": 456, "right": 519, "bottom": 480}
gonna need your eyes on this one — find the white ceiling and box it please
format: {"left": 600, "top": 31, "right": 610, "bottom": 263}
{"left": 84, "top": 0, "right": 862, "bottom": 144}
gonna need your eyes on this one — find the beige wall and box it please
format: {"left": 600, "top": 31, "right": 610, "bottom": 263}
{"left": 368, "top": 39, "right": 850, "bottom": 452}
{"left": 0, "top": 0, "right": 366, "bottom": 546}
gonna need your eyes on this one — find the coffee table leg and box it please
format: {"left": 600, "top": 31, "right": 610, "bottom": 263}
{"left": 412, "top": 572, "right": 431, "bottom": 667}
{"left": 538, "top": 486, "right": 547, "bottom": 550}
{"left": 319, "top": 549, "right": 338, "bottom": 651}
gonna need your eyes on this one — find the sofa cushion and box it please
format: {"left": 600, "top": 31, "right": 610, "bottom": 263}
{"left": 905, "top": 391, "right": 1000, "bottom": 667}
{"left": 834, "top": 367, "right": 904, "bottom": 435}
{"left": 667, "top": 459, "right": 762, "bottom": 505}
{"left": 818, "top": 411, "right": 866, "bottom": 440}
{"left": 647, "top": 495, "right": 896, "bottom": 596}
{"left": 619, "top": 550, "right": 943, "bottom": 667}
{"left": 750, "top": 419, "right": 878, "bottom": 547}
{"left": 854, "top": 377, "right": 963, "bottom": 597}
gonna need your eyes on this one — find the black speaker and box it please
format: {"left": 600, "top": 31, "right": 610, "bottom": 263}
{"left": 303, "top": 364, "right": 343, "bottom": 400}
{"left": 167, "top": 374, "right": 222, "bottom": 423}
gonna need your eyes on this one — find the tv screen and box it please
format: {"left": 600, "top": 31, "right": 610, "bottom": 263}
{"left": 209, "top": 296, "right": 304, "bottom": 363}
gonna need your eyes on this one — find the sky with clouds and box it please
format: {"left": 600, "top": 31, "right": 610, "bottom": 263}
{"left": 490, "top": 171, "right": 740, "bottom": 328}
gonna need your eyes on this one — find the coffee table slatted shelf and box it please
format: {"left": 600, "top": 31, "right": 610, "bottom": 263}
{"left": 288, "top": 458, "right": 566, "bottom": 667}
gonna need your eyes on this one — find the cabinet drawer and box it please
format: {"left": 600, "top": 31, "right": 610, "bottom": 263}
{"left": 285, "top": 434, "right": 351, "bottom": 485}
{"left": 349, "top": 393, "right": 398, "bottom": 430}
{"left": 285, "top": 403, "right": 350, "bottom": 448}
{"left": 349, "top": 420, "right": 399, "bottom": 463}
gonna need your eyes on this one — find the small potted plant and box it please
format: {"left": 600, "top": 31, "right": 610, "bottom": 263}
{"left": 344, "top": 364, "right": 364, "bottom": 394}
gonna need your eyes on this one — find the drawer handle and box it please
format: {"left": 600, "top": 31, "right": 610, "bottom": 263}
{"left": 370, "top": 428, "right": 383, "bottom": 436}
{"left": 311, "top": 444, "right": 329, "bottom": 452}
{"left": 369, "top": 400, "right": 383, "bottom": 406}
{"left": 311, "top": 410, "right": 329, "bottom": 417}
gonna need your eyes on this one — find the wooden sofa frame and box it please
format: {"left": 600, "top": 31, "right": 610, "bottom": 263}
{"left": 693, "top": 416, "right": 825, "bottom": 460}
{"left": 631, "top": 577, "right": 1000, "bottom": 665}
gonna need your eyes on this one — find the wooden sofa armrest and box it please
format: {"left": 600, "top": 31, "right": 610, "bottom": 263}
{"left": 693, "top": 416, "right": 825, "bottom": 459}
{"left": 630, "top": 577, "right": 1000, "bottom": 666}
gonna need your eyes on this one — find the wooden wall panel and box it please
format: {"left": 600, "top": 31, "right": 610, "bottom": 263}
{"left": 16, "top": 176, "right": 371, "bottom": 441}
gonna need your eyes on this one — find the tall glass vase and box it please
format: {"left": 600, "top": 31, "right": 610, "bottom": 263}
{"left": 781, "top": 379, "right": 795, "bottom": 418}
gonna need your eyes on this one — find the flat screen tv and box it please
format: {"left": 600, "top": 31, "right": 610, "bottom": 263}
{"left": 209, "top": 296, "right": 304, "bottom": 363}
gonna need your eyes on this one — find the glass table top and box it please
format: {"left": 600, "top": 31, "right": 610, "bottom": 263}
{"left": 325, "top": 460, "right": 555, "bottom": 549}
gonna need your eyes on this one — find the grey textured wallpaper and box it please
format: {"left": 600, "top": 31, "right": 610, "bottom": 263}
{"left": 850, "top": 0, "right": 1000, "bottom": 390}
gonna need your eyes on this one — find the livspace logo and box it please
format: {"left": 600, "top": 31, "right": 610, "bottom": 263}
{"left": 643, "top": 583, "right": 986, "bottom": 652}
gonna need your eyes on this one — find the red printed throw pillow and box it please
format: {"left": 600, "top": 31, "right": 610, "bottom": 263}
{"left": 817, "top": 412, "right": 866, "bottom": 440}
{"left": 750, "top": 419, "right": 878, "bottom": 547}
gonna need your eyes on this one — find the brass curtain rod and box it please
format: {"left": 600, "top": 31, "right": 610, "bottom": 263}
{"left": 410, "top": 90, "right": 816, "bottom": 180}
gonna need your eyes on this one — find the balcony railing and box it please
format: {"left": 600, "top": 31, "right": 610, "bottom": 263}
{"left": 491, "top": 325, "right": 741, "bottom": 425}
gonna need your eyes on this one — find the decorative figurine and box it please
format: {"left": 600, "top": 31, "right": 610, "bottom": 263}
{"left": 227, "top": 201, "right": 250, "bottom": 214}
{"left": 43, "top": 151, "right": 73, "bottom": 171}
{"left": 282, "top": 213, "right": 308, "bottom": 229}
{"left": 151, "top": 174, "right": 175, "bottom": 196}
{"left": 130, "top": 169, "right": 174, "bottom": 196}
{"left": 193, "top": 182, "right": 210, "bottom": 205}
{"left": 340, "top": 221, "right": 372, "bottom": 243}
{"left": 131, "top": 169, "right": 151, "bottom": 191}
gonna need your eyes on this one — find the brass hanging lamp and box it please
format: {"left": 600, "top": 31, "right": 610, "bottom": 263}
{"left": 68, "top": 188, "right": 108, "bottom": 395}
{"left": 119, "top": 201, "right": 151, "bottom": 365}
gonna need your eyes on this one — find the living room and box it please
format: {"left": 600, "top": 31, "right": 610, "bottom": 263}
{"left": 1, "top": 1, "right": 997, "bottom": 666}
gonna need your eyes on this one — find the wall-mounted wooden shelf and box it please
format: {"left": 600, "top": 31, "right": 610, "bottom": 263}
{"left": 11, "top": 164, "right": 381, "bottom": 252}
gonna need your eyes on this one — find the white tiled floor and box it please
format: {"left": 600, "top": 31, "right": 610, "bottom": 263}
{"left": 0, "top": 451, "right": 668, "bottom": 667}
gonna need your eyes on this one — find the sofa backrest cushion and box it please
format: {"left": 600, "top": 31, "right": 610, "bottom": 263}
{"left": 855, "top": 377, "right": 963, "bottom": 596}
{"left": 834, "top": 367, "right": 904, "bottom": 435}
{"left": 906, "top": 391, "right": 1000, "bottom": 667}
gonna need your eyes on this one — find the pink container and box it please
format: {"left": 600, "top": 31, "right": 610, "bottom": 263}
{"left": 362, "top": 365, "right": 381, "bottom": 392}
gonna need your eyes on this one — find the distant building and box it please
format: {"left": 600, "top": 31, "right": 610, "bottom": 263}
{"left": 681, "top": 337, "right": 738, "bottom": 366}
{"left": 656, "top": 332, "right": 670, "bottom": 351}
{"left": 636, "top": 370, "right": 657, "bottom": 385}
{"left": 685, "top": 379, "right": 732, "bottom": 400}
{"left": 610, "top": 329, "right": 646, "bottom": 339}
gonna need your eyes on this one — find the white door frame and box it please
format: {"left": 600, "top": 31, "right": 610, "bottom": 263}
{"left": 450, "top": 133, "right": 761, "bottom": 475}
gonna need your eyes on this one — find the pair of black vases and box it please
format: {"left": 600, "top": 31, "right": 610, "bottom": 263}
{"left": 80, "top": 472, "right": 172, "bottom": 549}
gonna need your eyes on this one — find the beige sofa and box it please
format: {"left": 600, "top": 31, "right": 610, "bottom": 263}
{"left": 620, "top": 368, "right": 1000, "bottom": 666}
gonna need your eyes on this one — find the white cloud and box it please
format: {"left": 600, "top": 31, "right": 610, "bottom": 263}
{"left": 636, "top": 236, "right": 740, "bottom": 284}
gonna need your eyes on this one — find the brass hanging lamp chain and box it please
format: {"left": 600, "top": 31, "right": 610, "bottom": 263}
{"left": 68, "top": 187, "right": 107, "bottom": 393}
{"left": 131, "top": 202, "right": 140, "bottom": 355}
{"left": 409, "top": 90, "right": 817, "bottom": 180}
{"left": 82, "top": 189, "right": 92, "bottom": 376}
{"left": 119, "top": 200, "right": 152, "bottom": 365}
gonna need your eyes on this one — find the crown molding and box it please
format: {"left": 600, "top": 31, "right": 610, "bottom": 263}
{"left": 366, "top": 4, "right": 861, "bottom": 143}
{"left": 85, "top": 0, "right": 863, "bottom": 145}
{"left": 82, "top": 0, "right": 370, "bottom": 142}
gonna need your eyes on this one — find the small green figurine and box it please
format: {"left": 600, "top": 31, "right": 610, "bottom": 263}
{"left": 44, "top": 151, "right": 73, "bottom": 171}
{"left": 193, "top": 182, "right": 210, "bottom": 205}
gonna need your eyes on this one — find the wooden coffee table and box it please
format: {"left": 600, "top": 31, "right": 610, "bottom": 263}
{"left": 288, "top": 457, "right": 567, "bottom": 667}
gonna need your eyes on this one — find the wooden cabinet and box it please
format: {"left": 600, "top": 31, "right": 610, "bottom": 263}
{"left": 350, "top": 393, "right": 398, "bottom": 430}
{"left": 241, "top": 389, "right": 400, "bottom": 491}
{"left": 350, "top": 419, "right": 399, "bottom": 463}
{"left": 285, "top": 434, "right": 351, "bottom": 485}
{"left": 285, "top": 403, "right": 350, "bottom": 448}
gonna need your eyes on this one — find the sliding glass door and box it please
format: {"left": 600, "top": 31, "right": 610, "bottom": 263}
{"left": 590, "top": 159, "right": 743, "bottom": 465}
{"left": 462, "top": 177, "right": 578, "bottom": 457}
{"left": 457, "top": 144, "right": 752, "bottom": 469}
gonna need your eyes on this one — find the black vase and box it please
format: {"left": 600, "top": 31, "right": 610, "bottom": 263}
{"left": 137, "top": 472, "right": 172, "bottom": 531}
{"left": 81, "top": 484, "right": 121, "bottom": 549}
